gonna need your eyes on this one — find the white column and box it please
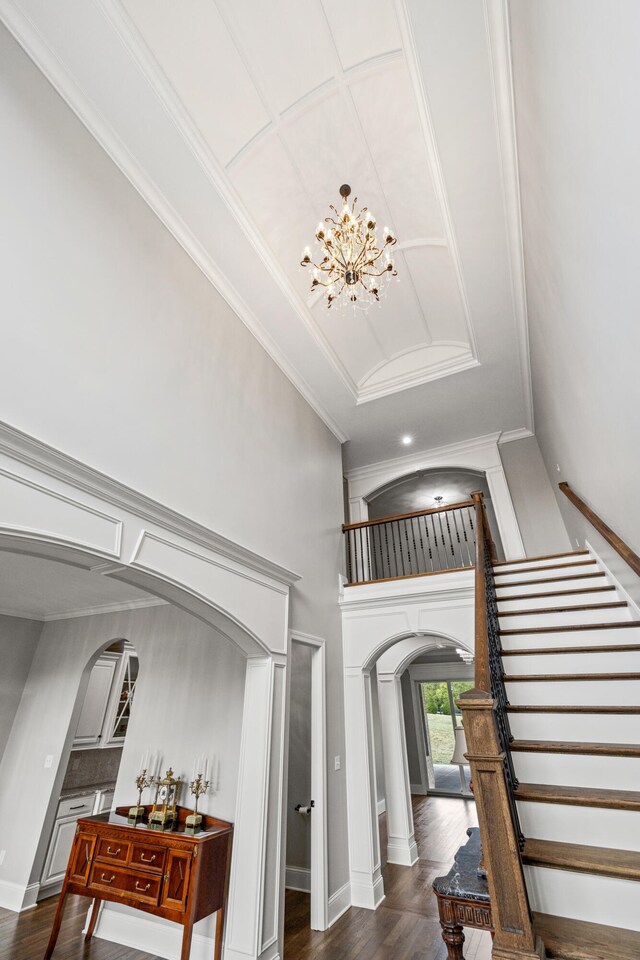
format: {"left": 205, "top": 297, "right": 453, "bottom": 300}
{"left": 225, "top": 656, "right": 286, "bottom": 960}
{"left": 376, "top": 674, "right": 419, "bottom": 866}
{"left": 343, "top": 667, "right": 385, "bottom": 909}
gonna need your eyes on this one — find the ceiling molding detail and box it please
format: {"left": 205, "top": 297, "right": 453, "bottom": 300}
{"left": 0, "top": 0, "right": 351, "bottom": 442}
{"left": 483, "top": 0, "right": 535, "bottom": 433}
{"left": 394, "top": 0, "right": 479, "bottom": 363}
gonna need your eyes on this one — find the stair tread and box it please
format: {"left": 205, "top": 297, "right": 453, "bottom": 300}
{"left": 496, "top": 586, "right": 616, "bottom": 602}
{"left": 494, "top": 560, "right": 597, "bottom": 577}
{"left": 502, "top": 643, "right": 640, "bottom": 657}
{"left": 508, "top": 705, "right": 640, "bottom": 714}
{"left": 499, "top": 602, "right": 627, "bottom": 617}
{"left": 511, "top": 739, "right": 640, "bottom": 756}
{"left": 497, "top": 572, "right": 607, "bottom": 589}
{"left": 523, "top": 837, "right": 640, "bottom": 880}
{"left": 493, "top": 550, "right": 589, "bottom": 567}
{"left": 501, "top": 620, "right": 640, "bottom": 635}
{"left": 504, "top": 672, "right": 640, "bottom": 681}
{"left": 534, "top": 911, "right": 640, "bottom": 960}
{"left": 515, "top": 782, "right": 640, "bottom": 810}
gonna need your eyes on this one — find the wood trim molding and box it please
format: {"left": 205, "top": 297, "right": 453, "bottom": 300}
{"left": 342, "top": 498, "right": 474, "bottom": 531}
{"left": 559, "top": 481, "right": 640, "bottom": 578}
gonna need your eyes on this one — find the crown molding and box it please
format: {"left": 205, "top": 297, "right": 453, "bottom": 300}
{"left": 0, "top": 0, "right": 349, "bottom": 444}
{"left": 0, "top": 596, "right": 167, "bottom": 623}
{"left": 0, "top": 420, "right": 300, "bottom": 587}
{"left": 498, "top": 427, "right": 534, "bottom": 444}
{"left": 484, "top": 0, "right": 534, "bottom": 434}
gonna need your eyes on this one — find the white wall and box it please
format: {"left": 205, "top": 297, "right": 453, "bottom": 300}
{"left": 499, "top": 436, "right": 570, "bottom": 556}
{"left": 509, "top": 2, "right": 640, "bottom": 562}
{"left": 0, "top": 615, "right": 42, "bottom": 761}
{"left": 0, "top": 22, "right": 348, "bottom": 898}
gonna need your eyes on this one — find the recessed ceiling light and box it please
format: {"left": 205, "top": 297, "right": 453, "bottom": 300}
{"left": 401, "top": 435, "right": 413, "bottom": 445}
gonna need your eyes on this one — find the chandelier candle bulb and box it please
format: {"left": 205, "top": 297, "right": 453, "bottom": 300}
{"left": 301, "top": 183, "right": 398, "bottom": 310}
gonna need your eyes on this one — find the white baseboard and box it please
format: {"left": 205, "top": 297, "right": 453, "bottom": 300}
{"left": 95, "top": 905, "right": 215, "bottom": 960}
{"left": 376, "top": 797, "right": 386, "bottom": 816}
{"left": 285, "top": 865, "right": 311, "bottom": 893}
{"left": 410, "top": 783, "right": 427, "bottom": 795}
{"left": 0, "top": 879, "right": 39, "bottom": 912}
{"left": 349, "top": 872, "right": 385, "bottom": 910}
{"left": 327, "top": 881, "right": 351, "bottom": 926}
{"left": 386, "top": 835, "right": 419, "bottom": 867}
{"left": 586, "top": 540, "right": 640, "bottom": 618}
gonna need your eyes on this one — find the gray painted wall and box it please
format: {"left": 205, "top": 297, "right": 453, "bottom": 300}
{"left": 0, "top": 615, "right": 42, "bottom": 762}
{"left": 510, "top": 2, "right": 640, "bottom": 565}
{"left": 0, "top": 603, "right": 245, "bottom": 942}
{"left": 0, "top": 23, "right": 348, "bottom": 896}
{"left": 500, "top": 436, "right": 571, "bottom": 556}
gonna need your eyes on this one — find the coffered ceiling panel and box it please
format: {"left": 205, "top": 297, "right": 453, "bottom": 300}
{"left": 3, "top": 0, "right": 534, "bottom": 465}
{"left": 118, "top": 0, "right": 478, "bottom": 403}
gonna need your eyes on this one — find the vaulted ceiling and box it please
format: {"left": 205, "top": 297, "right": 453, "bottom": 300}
{"left": 1, "top": 0, "right": 533, "bottom": 468}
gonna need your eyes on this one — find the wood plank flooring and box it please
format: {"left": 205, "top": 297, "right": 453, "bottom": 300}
{"left": 0, "top": 796, "right": 489, "bottom": 960}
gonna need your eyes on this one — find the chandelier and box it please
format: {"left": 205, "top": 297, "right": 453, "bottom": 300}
{"left": 300, "top": 184, "right": 398, "bottom": 310}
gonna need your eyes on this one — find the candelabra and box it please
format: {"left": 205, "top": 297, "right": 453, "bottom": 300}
{"left": 129, "top": 769, "right": 153, "bottom": 822}
{"left": 185, "top": 772, "right": 209, "bottom": 834}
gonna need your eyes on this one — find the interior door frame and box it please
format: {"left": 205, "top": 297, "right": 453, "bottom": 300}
{"left": 288, "top": 630, "right": 328, "bottom": 931}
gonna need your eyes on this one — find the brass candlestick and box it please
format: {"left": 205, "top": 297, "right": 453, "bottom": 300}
{"left": 185, "top": 773, "right": 209, "bottom": 834}
{"left": 129, "top": 769, "right": 153, "bottom": 822}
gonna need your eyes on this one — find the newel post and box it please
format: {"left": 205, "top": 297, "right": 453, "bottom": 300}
{"left": 458, "top": 694, "right": 544, "bottom": 960}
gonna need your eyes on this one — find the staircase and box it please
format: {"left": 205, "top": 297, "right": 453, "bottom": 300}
{"left": 493, "top": 548, "right": 640, "bottom": 959}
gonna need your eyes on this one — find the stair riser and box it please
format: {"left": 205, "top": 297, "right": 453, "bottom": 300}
{"left": 513, "top": 753, "right": 640, "bottom": 791}
{"left": 509, "top": 713, "right": 640, "bottom": 743}
{"left": 494, "top": 564, "right": 599, "bottom": 584}
{"left": 496, "top": 554, "right": 588, "bottom": 573}
{"left": 503, "top": 651, "right": 640, "bottom": 677}
{"left": 499, "top": 608, "right": 631, "bottom": 629}
{"left": 496, "top": 575, "right": 608, "bottom": 595}
{"left": 497, "top": 590, "right": 619, "bottom": 612}
{"left": 506, "top": 679, "right": 640, "bottom": 705}
{"left": 524, "top": 866, "right": 640, "bottom": 932}
{"left": 517, "top": 801, "right": 640, "bottom": 852}
{"left": 501, "top": 631, "right": 640, "bottom": 651}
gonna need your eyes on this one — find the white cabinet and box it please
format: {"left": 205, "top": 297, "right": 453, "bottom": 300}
{"left": 94, "top": 789, "right": 114, "bottom": 814}
{"left": 102, "top": 649, "right": 139, "bottom": 746}
{"left": 40, "top": 794, "right": 95, "bottom": 890}
{"left": 73, "top": 655, "right": 118, "bottom": 747}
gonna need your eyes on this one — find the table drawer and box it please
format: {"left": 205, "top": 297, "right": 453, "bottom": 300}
{"left": 95, "top": 837, "right": 130, "bottom": 865}
{"left": 130, "top": 842, "right": 165, "bottom": 873}
{"left": 88, "top": 864, "right": 161, "bottom": 905}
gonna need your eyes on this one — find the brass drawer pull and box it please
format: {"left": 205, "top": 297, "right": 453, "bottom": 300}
{"left": 135, "top": 881, "right": 151, "bottom": 892}
{"left": 140, "top": 852, "right": 156, "bottom": 863}
{"left": 106, "top": 846, "right": 121, "bottom": 856}
{"left": 101, "top": 873, "right": 116, "bottom": 884}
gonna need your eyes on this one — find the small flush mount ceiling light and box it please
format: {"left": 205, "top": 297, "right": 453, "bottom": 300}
{"left": 433, "top": 495, "right": 448, "bottom": 508}
{"left": 300, "top": 184, "right": 398, "bottom": 310}
{"left": 401, "top": 435, "right": 413, "bottom": 446}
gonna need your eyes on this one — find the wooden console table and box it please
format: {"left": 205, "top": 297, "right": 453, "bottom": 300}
{"left": 433, "top": 828, "right": 493, "bottom": 959}
{"left": 44, "top": 805, "right": 233, "bottom": 960}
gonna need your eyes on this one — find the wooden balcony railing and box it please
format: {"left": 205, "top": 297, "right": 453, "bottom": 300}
{"left": 342, "top": 498, "right": 477, "bottom": 586}
{"left": 457, "top": 492, "right": 544, "bottom": 960}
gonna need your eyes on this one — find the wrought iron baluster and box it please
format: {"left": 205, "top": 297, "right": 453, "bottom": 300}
{"left": 384, "top": 523, "right": 391, "bottom": 578}
{"left": 436, "top": 511, "right": 450, "bottom": 567}
{"left": 444, "top": 511, "right": 455, "bottom": 558}
{"left": 451, "top": 509, "right": 465, "bottom": 567}
{"left": 358, "top": 526, "right": 364, "bottom": 584}
{"left": 403, "top": 519, "right": 413, "bottom": 573}
{"left": 346, "top": 529, "right": 353, "bottom": 584}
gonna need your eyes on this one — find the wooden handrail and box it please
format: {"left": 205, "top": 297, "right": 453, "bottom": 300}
{"left": 342, "top": 498, "right": 474, "bottom": 532}
{"left": 471, "top": 491, "right": 491, "bottom": 693}
{"left": 559, "top": 481, "right": 640, "bottom": 577}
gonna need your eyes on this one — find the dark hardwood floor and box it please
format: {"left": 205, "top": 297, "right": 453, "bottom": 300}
{"left": 0, "top": 795, "right": 489, "bottom": 960}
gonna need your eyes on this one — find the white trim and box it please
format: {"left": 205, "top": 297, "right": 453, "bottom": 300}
{"left": 376, "top": 798, "right": 386, "bottom": 816}
{"left": 410, "top": 783, "right": 427, "bottom": 795}
{"left": 410, "top": 680, "right": 430, "bottom": 795}
{"left": 0, "top": 420, "right": 299, "bottom": 588}
{"left": 288, "top": 630, "right": 329, "bottom": 931}
{"left": 483, "top": 0, "right": 535, "bottom": 435}
{"left": 394, "top": 0, "right": 479, "bottom": 362}
{"left": 586, "top": 540, "right": 640, "bottom": 620}
{"left": 0, "top": 880, "right": 39, "bottom": 912}
{"left": 327, "top": 881, "right": 352, "bottom": 927}
{"left": 498, "top": 427, "right": 535, "bottom": 444}
{"left": 95, "top": 907, "right": 216, "bottom": 960}
{"left": 0, "top": 596, "right": 167, "bottom": 623}
{"left": 356, "top": 354, "right": 480, "bottom": 405}
{"left": 285, "top": 866, "right": 311, "bottom": 894}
